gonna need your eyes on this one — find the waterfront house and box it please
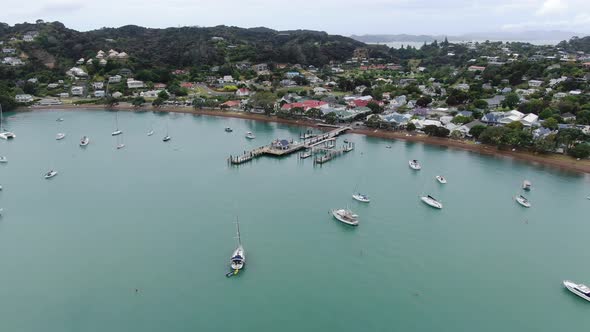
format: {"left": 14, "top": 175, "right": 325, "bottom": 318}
{"left": 498, "top": 110, "right": 525, "bottom": 125}
{"left": 38, "top": 98, "right": 62, "bottom": 106}
{"left": 457, "top": 120, "right": 486, "bottom": 137}
{"left": 92, "top": 82, "right": 104, "bottom": 90}
{"left": 236, "top": 88, "right": 250, "bottom": 97}
{"left": 15, "top": 94, "right": 34, "bottom": 103}
{"left": 112, "top": 92, "right": 123, "bottom": 99}
{"left": 71, "top": 86, "right": 85, "bottom": 96}
{"left": 271, "top": 139, "right": 291, "bottom": 150}
{"left": 281, "top": 100, "right": 329, "bottom": 112}
{"left": 127, "top": 79, "right": 144, "bottom": 89}
{"left": 57, "top": 92, "right": 69, "bottom": 98}
{"left": 94, "top": 90, "right": 106, "bottom": 98}
{"left": 108, "top": 75, "right": 122, "bottom": 83}
{"left": 380, "top": 112, "right": 412, "bottom": 126}
{"left": 139, "top": 90, "right": 162, "bottom": 98}
{"left": 220, "top": 100, "right": 241, "bottom": 110}
{"left": 533, "top": 127, "right": 554, "bottom": 139}
{"left": 520, "top": 113, "right": 539, "bottom": 127}
{"left": 481, "top": 112, "right": 505, "bottom": 124}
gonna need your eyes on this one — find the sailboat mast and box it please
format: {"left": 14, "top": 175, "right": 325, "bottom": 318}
{"left": 236, "top": 217, "right": 241, "bottom": 246}
{"left": 0, "top": 104, "right": 3, "bottom": 131}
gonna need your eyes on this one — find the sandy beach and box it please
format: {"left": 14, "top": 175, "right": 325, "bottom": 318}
{"left": 20, "top": 104, "right": 590, "bottom": 174}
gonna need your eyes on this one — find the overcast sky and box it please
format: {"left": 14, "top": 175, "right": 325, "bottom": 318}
{"left": 1, "top": 0, "right": 589, "bottom": 35}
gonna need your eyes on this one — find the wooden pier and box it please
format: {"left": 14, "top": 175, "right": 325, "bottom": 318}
{"left": 313, "top": 142, "right": 355, "bottom": 165}
{"left": 228, "top": 127, "right": 351, "bottom": 165}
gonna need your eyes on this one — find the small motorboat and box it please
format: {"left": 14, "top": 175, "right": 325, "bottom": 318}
{"left": 80, "top": 136, "right": 89, "bottom": 146}
{"left": 56, "top": 133, "right": 66, "bottom": 140}
{"left": 515, "top": 195, "right": 531, "bottom": 208}
{"left": 56, "top": 118, "right": 64, "bottom": 122}
{"left": 0, "top": 156, "right": 7, "bottom": 163}
{"left": 116, "top": 143, "right": 125, "bottom": 149}
{"left": 331, "top": 208, "right": 359, "bottom": 226}
{"left": 0, "top": 131, "right": 15, "bottom": 139}
{"left": 421, "top": 195, "right": 443, "bottom": 209}
{"left": 522, "top": 180, "right": 532, "bottom": 191}
{"left": 563, "top": 280, "right": 590, "bottom": 302}
{"left": 225, "top": 127, "right": 233, "bottom": 133}
{"left": 385, "top": 145, "right": 392, "bottom": 149}
{"left": 409, "top": 159, "right": 421, "bottom": 170}
{"left": 352, "top": 193, "right": 370, "bottom": 203}
{"left": 245, "top": 131, "right": 256, "bottom": 139}
{"left": 147, "top": 130, "right": 154, "bottom": 136}
{"left": 162, "top": 135, "right": 171, "bottom": 142}
{"left": 44, "top": 170, "right": 58, "bottom": 179}
{"left": 435, "top": 175, "right": 447, "bottom": 184}
{"left": 299, "top": 151, "right": 312, "bottom": 159}
{"left": 111, "top": 130, "right": 122, "bottom": 136}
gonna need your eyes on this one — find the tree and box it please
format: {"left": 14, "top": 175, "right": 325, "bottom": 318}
{"left": 249, "top": 91, "right": 276, "bottom": 116}
{"left": 576, "top": 110, "right": 590, "bottom": 125}
{"left": 157, "top": 90, "right": 169, "bottom": 100}
{"left": 557, "top": 128, "right": 585, "bottom": 152}
{"left": 416, "top": 96, "right": 432, "bottom": 107}
{"left": 105, "top": 96, "right": 118, "bottom": 108}
{"left": 305, "top": 108, "right": 323, "bottom": 119}
{"left": 450, "top": 130, "right": 463, "bottom": 139}
{"left": 506, "top": 121, "right": 524, "bottom": 130}
{"left": 504, "top": 93, "right": 520, "bottom": 108}
{"left": 325, "top": 112, "right": 338, "bottom": 124}
{"left": 366, "top": 101, "right": 383, "bottom": 114}
{"left": 538, "top": 109, "right": 553, "bottom": 120}
{"left": 542, "top": 117, "right": 558, "bottom": 130}
{"left": 406, "top": 122, "right": 416, "bottom": 131}
{"left": 452, "top": 115, "right": 472, "bottom": 125}
{"left": 152, "top": 97, "right": 164, "bottom": 107}
{"left": 469, "top": 125, "right": 487, "bottom": 139}
{"left": 568, "top": 143, "right": 590, "bottom": 159}
{"left": 479, "top": 126, "right": 511, "bottom": 146}
{"left": 473, "top": 99, "right": 488, "bottom": 109}
{"left": 423, "top": 125, "right": 439, "bottom": 136}
{"left": 132, "top": 96, "right": 146, "bottom": 107}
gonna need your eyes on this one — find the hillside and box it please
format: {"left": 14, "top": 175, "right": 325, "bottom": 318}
{"left": 0, "top": 21, "right": 389, "bottom": 69}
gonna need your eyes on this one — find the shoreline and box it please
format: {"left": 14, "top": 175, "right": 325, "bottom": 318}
{"left": 19, "top": 104, "right": 590, "bottom": 174}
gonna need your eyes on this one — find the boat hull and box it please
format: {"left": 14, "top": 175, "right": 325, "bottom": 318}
{"left": 515, "top": 196, "right": 531, "bottom": 208}
{"left": 352, "top": 194, "right": 370, "bottom": 203}
{"left": 332, "top": 209, "right": 359, "bottom": 226}
{"left": 421, "top": 197, "right": 443, "bottom": 209}
{"left": 436, "top": 176, "right": 447, "bottom": 184}
{"left": 563, "top": 280, "right": 590, "bottom": 301}
{"left": 112, "top": 130, "right": 122, "bottom": 136}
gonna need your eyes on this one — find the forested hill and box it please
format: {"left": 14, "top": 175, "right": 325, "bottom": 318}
{"left": 0, "top": 21, "right": 390, "bottom": 68}
{"left": 557, "top": 36, "right": 590, "bottom": 53}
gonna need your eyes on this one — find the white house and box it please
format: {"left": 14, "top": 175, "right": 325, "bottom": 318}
{"left": 112, "top": 91, "right": 123, "bottom": 98}
{"left": 528, "top": 79, "right": 543, "bottom": 87}
{"left": 498, "top": 110, "right": 525, "bottom": 124}
{"left": 15, "top": 94, "right": 34, "bottom": 103}
{"left": 235, "top": 88, "right": 250, "bottom": 97}
{"left": 94, "top": 90, "right": 105, "bottom": 98}
{"left": 47, "top": 83, "right": 59, "bottom": 89}
{"left": 38, "top": 98, "right": 62, "bottom": 106}
{"left": 520, "top": 113, "right": 539, "bottom": 127}
{"left": 127, "top": 79, "right": 144, "bottom": 89}
{"left": 222, "top": 75, "right": 234, "bottom": 83}
{"left": 313, "top": 87, "right": 328, "bottom": 95}
{"left": 76, "top": 58, "right": 85, "bottom": 65}
{"left": 140, "top": 90, "right": 162, "bottom": 98}
{"left": 92, "top": 82, "right": 104, "bottom": 90}
{"left": 66, "top": 67, "right": 88, "bottom": 78}
{"left": 57, "top": 92, "right": 69, "bottom": 98}
{"left": 71, "top": 86, "right": 85, "bottom": 96}
{"left": 108, "top": 75, "right": 122, "bottom": 83}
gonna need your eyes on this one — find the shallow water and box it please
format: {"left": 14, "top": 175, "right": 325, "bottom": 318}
{"left": 0, "top": 109, "right": 589, "bottom": 331}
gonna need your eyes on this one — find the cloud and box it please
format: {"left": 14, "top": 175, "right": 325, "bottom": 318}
{"left": 535, "top": 0, "right": 568, "bottom": 16}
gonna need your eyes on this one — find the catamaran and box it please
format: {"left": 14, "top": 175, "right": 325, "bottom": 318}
{"left": 563, "top": 280, "right": 590, "bottom": 302}
{"left": 229, "top": 218, "right": 246, "bottom": 273}
{"left": 80, "top": 136, "right": 89, "bottom": 146}
{"left": 56, "top": 133, "right": 66, "bottom": 140}
{"left": 245, "top": 131, "right": 256, "bottom": 139}
{"left": 0, "top": 105, "right": 16, "bottom": 140}
{"left": 515, "top": 195, "right": 531, "bottom": 208}
{"left": 522, "top": 180, "right": 532, "bottom": 191}
{"left": 421, "top": 195, "right": 443, "bottom": 209}
{"left": 44, "top": 170, "right": 58, "bottom": 179}
{"left": 331, "top": 208, "right": 359, "bottom": 226}
{"left": 409, "top": 159, "right": 421, "bottom": 170}
{"left": 435, "top": 175, "right": 447, "bottom": 184}
{"left": 111, "top": 112, "right": 122, "bottom": 136}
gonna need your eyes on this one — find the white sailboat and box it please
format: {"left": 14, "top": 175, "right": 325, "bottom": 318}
{"left": 0, "top": 156, "right": 7, "bottom": 163}
{"left": 421, "top": 195, "right": 443, "bottom": 209}
{"left": 331, "top": 207, "right": 359, "bottom": 226}
{"left": 162, "top": 121, "right": 171, "bottom": 142}
{"left": 245, "top": 131, "right": 256, "bottom": 139}
{"left": 80, "top": 136, "right": 90, "bottom": 147}
{"left": 435, "top": 175, "right": 447, "bottom": 184}
{"left": 111, "top": 112, "right": 122, "bottom": 136}
{"left": 56, "top": 133, "right": 66, "bottom": 140}
{"left": 44, "top": 170, "right": 58, "bottom": 179}
{"left": 229, "top": 218, "right": 246, "bottom": 273}
{"left": 116, "top": 133, "right": 125, "bottom": 149}
{"left": 0, "top": 104, "right": 16, "bottom": 140}
{"left": 409, "top": 159, "right": 421, "bottom": 170}
{"left": 352, "top": 184, "right": 370, "bottom": 203}
{"left": 515, "top": 195, "right": 531, "bottom": 208}
{"left": 147, "top": 122, "right": 154, "bottom": 136}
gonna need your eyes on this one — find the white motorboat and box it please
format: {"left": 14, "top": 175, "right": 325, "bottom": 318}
{"left": 147, "top": 130, "right": 154, "bottom": 136}
{"left": 522, "top": 180, "right": 532, "bottom": 191}
{"left": 56, "top": 133, "right": 66, "bottom": 140}
{"left": 111, "top": 112, "right": 122, "bottom": 136}
{"left": 385, "top": 145, "right": 392, "bottom": 149}
{"left": 44, "top": 170, "right": 58, "bottom": 179}
{"left": 56, "top": 117, "right": 64, "bottom": 122}
{"left": 421, "top": 195, "right": 443, "bottom": 209}
{"left": 116, "top": 143, "right": 125, "bottom": 149}
{"left": 0, "top": 156, "right": 7, "bottom": 163}
{"left": 352, "top": 193, "right": 370, "bottom": 203}
{"left": 409, "top": 159, "right": 421, "bottom": 170}
{"left": 229, "top": 219, "right": 246, "bottom": 272}
{"left": 331, "top": 208, "right": 359, "bottom": 226}
{"left": 0, "top": 105, "right": 15, "bottom": 140}
{"left": 225, "top": 127, "right": 233, "bottom": 132}
{"left": 245, "top": 131, "right": 256, "bottom": 139}
{"left": 162, "top": 135, "right": 171, "bottom": 142}
{"left": 435, "top": 175, "right": 447, "bottom": 184}
{"left": 299, "top": 150, "right": 312, "bottom": 159}
{"left": 80, "top": 136, "right": 89, "bottom": 146}
{"left": 515, "top": 195, "right": 531, "bottom": 208}
{"left": 563, "top": 280, "right": 590, "bottom": 302}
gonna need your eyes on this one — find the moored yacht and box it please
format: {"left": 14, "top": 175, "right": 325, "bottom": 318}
{"left": 229, "top": 219, "right": 246, "bottom": 273}
{"left": 225, "top": 127, "right": 233, "bottom": 132}
{"left": 162, "top": 135, "right": 171, "bottom": 142}
{"left": 245, "top": 131, "right": 256, "bottom": 139}
{"left": 116, "top": 143, "right": 125, "bottom": 149}
{"left": 515, "top": 195, "right": 531, "bottom": 208}
{"left": 56, "top": 133, "right": 66, "bottom": 140}
{"left": 409, "top": 159, "right": 421, "bottom": 170}
{"left": 352, "top": 193, "right": 370, "bottom": 203}
{"left": 44, "top": 170, "right": 58, "bottom": 179}
{"left": 80, "top": 136, "right": 89, "bottom": 146}
{"left": 0, "top": 156, "right": 7, "bottom": 163}
{"left": 563, "top": 280, "right": 590, "bottom": 302}
{"left": 147, "top": 130, "right": 154, "bottom": 136}
{"left": 435, "top": 175, "right": 447, "bottom": 184}
{"left": 111, "top": 112, "right": 122, "bottom": 136}
{"left": 522, "top": 180, "right": 532, "bottom": 191}
{"left": 331, "top": 208, "right": 359, "bottom": 226}
{"left": 421, "top": 195, "right": 443, "bottom": 209}
{"left": 0, "top": 105, "right": 15, "bottom": 140}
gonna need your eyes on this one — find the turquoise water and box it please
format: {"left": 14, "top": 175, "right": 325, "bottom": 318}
{"left": 0, "top": 109, "right": 589, "bottom": 331}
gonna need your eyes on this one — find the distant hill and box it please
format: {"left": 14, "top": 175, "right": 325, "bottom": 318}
{"left": 0, "top": 21, "right": 391, "bottom": 69}
{"left": 351, "top": 30, "right": 587, "bottom": 43}
{"left": 557, "top": 36, "right": 590, "bottom": 53}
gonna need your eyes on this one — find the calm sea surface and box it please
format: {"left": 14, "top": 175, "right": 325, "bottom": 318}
{"left": 0, "top": 109, "right": 589, "bottom": 331}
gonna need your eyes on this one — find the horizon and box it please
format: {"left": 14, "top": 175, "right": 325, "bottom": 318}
{"left": 1, "top": 0, "right": 590, "bottom": 36}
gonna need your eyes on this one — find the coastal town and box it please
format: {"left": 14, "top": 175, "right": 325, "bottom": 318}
{"left": 1, "top": 20, "right": 590, "bottom": 160}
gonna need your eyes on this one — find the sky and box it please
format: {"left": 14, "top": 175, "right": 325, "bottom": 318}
{"left": 1, "top": 0, "right": 589, "bottom": 35}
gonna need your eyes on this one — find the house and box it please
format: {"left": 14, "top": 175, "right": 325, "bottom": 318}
{"left": 27, "top": 78, "right": 38, "bottom": 84}
{"left": 112, "top": 92, "right": 123, "bottom": 98}
{"left": 23, "top": 35, "right": 34, "bottom": 42}
{"left": 220, "top": 100, "right": 241, "bottom": 110}
{"left": 117, "top": 52, "right": 129, "bottom": 59}
{"left": 454, "top": 83, "right": 470, "bottom": 91}
{"left": 498, "top": 110, "right": 525, "bottom": 124}
{"left": 127, "top": 79, "right": 144, "bottom": 89}
{"left": 481, "top": 112, "right": 506, "bottom": 124}
{"left": 92, "top": 82, "right": 104, "bottom": 90}
{"left": 57, "top": 93, "right": 69, "bottom": 98}
{"left": 562, "top": 113, "right": 576, "bottom": 122}
{"left": 140, "top": 90, "right": 162, "bottom": 98}
{"left": 99, "top": 59, "right": 107, "bottom": 66}
{"left": 119, "top": 68, "right": 133, "bottom": 76}
{"left": 285, "top": 71, "right": 300, "bottom": 78}
{"left": 528, "top": 79, "right": 543, "bottom": 87}
{"left": 76, "top": 58, "right": 85, "bottom": 65}
{"left": 380, "top": 112, "right": 412, "bottom": 125}
{"left": 468, "top": 65, "right": 486, "bottom": 72}
{"left": 47, "top": 83, "right": 59, "bottom": 89}
{"left": 533, "top": 127, "right": 554, "bottom": 139}
{"left": 37, "top": 98, "right": 62, "bottom": 106}
{"left": 15, "top": 94, "right": 34, "bottom": 103}
{"left": 313, "top": 87, "right": 328, "bottom": 95}
{"left": 94, "top": 90, "right": 106, "bottom": 98}
{"left": 108, "top": 75, "right": 122, "bottom": 83}
{"left": 281, "top": 100, "right": 329, "bottom": 112}
{"left": 2, "top": 57, "right": 24, "bottom": 66}
{"left": 71, "top": 86, "right": 85, "bottom": 96}
{"left": 457, "top": 120, "right": 486, "bottom": 137}
{"left": 86, "top": 59, "right": 93, "bottom": 65}
{"left": 483, "top": 95, "right": 505, "bottom": 108}
{"left": 154, "top": 83, "right": 167, "bottom": 89}
{"left": 236, "top": 88, "right": 250, "bottom": 97}
{"left": 271, "top": 139, "right": 291, "bottom": 150}
{"left": 252, "top": 63, "right": 268, "bottom": 73}
{"left": 280, "top": 79, "right": 297, "bottom": 87}
{"left": 222, "top": 75, "right": 234, "bottom": 83}
{"left": 520, "top": 113, "right": 539, "bottom": 127}
{"left": 66, "top": 67, "right": 88, "bottom": 78}
{"left": 554, "top": 92, "right": 567, "bottom": 99}
{"left": 2, "top": 48, "right": 16, "bottom": 54}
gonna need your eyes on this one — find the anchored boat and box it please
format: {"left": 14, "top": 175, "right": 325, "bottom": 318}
{"left": 0, "top": 156, "right": 7, "bottom": 163}
{"left": 227, "top": 218, "right": 245, "bottom": 276}
{"left": 245, "top": 131, "right": 256, "bottom": 139}
{"left": 563, "top": 280, "right": 590, "bottom": 302}
{"left": 421, "top": 195, "right": 443, "bottom": 209}
{"left": 435, "top": 175, "right": 447, "bottom": 184}
{"left": 352, "top": 193, "right": 370, "bottom": 203}
{"left": 44, "top": 170, "right": 58, "bottom": 179}
{"left": 331, "top": 208, "right": 359, "bottom": 226}
{"left": 225, "top": 127, "right": 233, "bottom": 133}
{"left": 111, "top": 112, "right": 122, "bottom": 136}
{"left": 80, "top": 136, "right": 89, "bottom": 146}
{"left": 515, "top": 195, "right": 531, "bottom": 208}
{"left": 56, "top": 133, "right": 66, "bottom": 140}
{"left": 522, "top": 180, "right": 532, "bottom": 191}
{"left": 0, "top": 105, "right": 15, "bottom": 140}
{"left": 409, "top": 159, "right": 421, "bottom": 170}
